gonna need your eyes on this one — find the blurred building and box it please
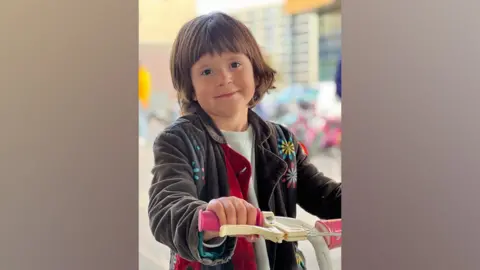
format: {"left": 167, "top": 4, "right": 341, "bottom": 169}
{"left": 230, "top": 1, "right": 340, "bottom": 86}
{"left": 139, "top": 0, "right": 196, "bottom": 44}
{"left": 231, "top": 4, "right": 320, "bottom": 87}
{"left": 139, "top": 0, "right": 197, "bottom": 108}
{"left": 284, "top": 0, "right": 342, "bottom": 82}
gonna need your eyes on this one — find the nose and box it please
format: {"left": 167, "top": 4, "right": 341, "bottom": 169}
{"left": 217, "top": 68, "right": 233, "bottom": 86}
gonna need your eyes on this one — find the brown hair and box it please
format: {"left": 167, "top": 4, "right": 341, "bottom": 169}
{"left": 170, "top": 12, "right": 277, "bottom": 114}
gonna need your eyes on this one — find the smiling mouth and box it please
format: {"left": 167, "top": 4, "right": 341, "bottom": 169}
{"left": 215, "top": 91, "right": 238, "bottom": 98}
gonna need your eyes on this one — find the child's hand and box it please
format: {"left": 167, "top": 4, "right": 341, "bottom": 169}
{"left": 203, "top": 196, "right": 258, "bottom": 242}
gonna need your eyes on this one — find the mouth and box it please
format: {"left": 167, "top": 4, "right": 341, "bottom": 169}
{"left": 215, "top": 91, "right": 239, "bottom": 99}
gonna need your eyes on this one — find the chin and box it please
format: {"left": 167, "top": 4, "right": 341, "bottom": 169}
{"left": 216, "top": 105, "right": 248, "bottom": 117}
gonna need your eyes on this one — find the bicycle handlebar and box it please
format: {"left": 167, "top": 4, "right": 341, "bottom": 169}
{"left": 198, "top": 209, "right": 264, "bottom": 232}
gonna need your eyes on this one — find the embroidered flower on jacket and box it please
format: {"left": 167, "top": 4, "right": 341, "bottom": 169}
{"left": 295, "top": 248, "right": 306, "bottom": 269}
{"left": 278, "top": 137, "right": 295, "bottom": 160}
{"left": 282, "top": 163, "right": 297, "bottom": 188}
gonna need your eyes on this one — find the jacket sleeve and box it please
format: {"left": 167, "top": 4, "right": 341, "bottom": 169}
{"left": 148, "top": 129, "right": 236, "bottom": 265}
{"left": 294, "top": 134, "right": 342, "bottom": 219}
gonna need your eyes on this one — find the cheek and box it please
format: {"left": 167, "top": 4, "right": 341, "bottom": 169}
{"left": 239, "top": 70, "right": 256, "bottom": 93}
{"left": 191, "top": 79, "right": 213, "bottom": 102}
{"left": 192, "top": 85, "right": 207, "bottom": 101}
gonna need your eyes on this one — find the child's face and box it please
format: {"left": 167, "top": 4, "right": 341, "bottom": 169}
{"left": 190, "top": 52, "right": 255, "bottom": 118}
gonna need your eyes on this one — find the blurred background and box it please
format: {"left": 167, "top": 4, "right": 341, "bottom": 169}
{"left": 139, "top": 0, "right": 342, "bottom": 269}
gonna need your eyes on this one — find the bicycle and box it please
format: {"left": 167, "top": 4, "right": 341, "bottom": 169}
{"left": 199, "top": 210, "right": 342, "bottom": 270}
{"left": 287, "top": 101, "right": 342, "bottom": 156}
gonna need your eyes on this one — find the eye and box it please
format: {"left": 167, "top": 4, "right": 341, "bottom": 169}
{"left": 201, "top": 69, "right": 212, "bottom": 76}
{"left": 230, "top": 62, "right": 241, "bottom": 68}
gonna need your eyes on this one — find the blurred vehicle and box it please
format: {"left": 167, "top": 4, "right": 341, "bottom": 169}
{"left": 148, "top": 105, "right": 180, "bottom": 126}
{"left": 288, "top": 101, "right": 341, "bottom": 155}
{"left": 263, "top": 84, "right": 341, "bottom": 156}
{"left": 322, "top": 117, "right": 341, "bottom": 148}
{"left": 259, "top": 84, "right": 318, "bottom": 121}
{"left": 147, "top": 91, "right": 180, "bottom": 126}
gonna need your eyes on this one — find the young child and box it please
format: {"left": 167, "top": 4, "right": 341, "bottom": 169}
{"left": 148, "top": 12, "right": 341, "bottom": 270}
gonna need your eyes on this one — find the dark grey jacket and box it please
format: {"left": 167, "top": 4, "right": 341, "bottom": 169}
{"left": 148, "top": 104, "right": 341, "bottom": 269}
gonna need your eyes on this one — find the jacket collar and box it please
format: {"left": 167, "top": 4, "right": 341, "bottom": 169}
{"left": 188, "top": 103, "right": 273, "bottom": 145}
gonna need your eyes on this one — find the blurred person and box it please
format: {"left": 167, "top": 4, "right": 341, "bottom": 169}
{"left": 148, "top": 12, "right": 341, "bottom": 270}
{"left": 335, "top": 56, "right": 341, "bottom": 99}
{"left": 139, "top": 62, "right": 151, "bottom": 146}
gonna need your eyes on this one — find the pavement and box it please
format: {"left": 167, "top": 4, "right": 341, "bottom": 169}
{"left": 139, "top": 120, "right": 342, "bottom": 270}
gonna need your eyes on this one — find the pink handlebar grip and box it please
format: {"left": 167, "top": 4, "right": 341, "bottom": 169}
{"left": 198, "top": 209, "right": 264, "bottom": 232}
{"left": 315, "top": 219, "right": 342, "bottom": 250}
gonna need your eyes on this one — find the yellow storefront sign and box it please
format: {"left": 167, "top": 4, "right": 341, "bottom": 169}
{"left": 284, "top": 0, "right": 336, "bottom": 14}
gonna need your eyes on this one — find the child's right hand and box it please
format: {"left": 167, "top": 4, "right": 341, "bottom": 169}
{"left": 203, "top": 196, "right": 259, "bottom": 242}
